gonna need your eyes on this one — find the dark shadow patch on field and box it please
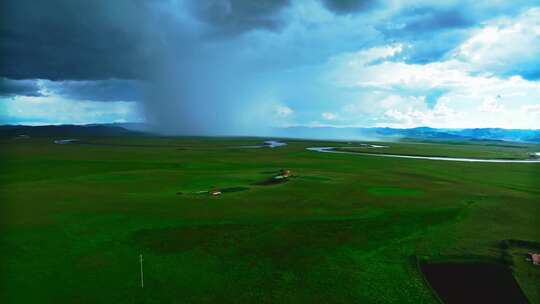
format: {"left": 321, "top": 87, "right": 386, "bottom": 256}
{"left": 133, "top": 224, "right": 262, "bottom": 254}
{"left": 500, "top": 239, "right": 540, "bottom": 251}
{"left": 419, "top": 261, "right": 529, "bottom": 304}
{"left": 133, "top": 219, "right": 385, "bottom": 258}
{"left": 133, "top": 208, "right": 460, "bottom": 263}
{"left": 253, "top": 177, "right": 288, "bottom": 186}
{"left": 77, "top": 253, "right": 111, "bottom": 269}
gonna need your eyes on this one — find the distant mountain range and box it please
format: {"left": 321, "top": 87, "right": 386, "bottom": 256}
{"left": 0, "top": 124, "right": 139, "bottom": 137}
{"left": 1, "top": 124, "right": 540, "bottom": 143}
{"left": 273, "top": 126, "right": 540, "bottom": 143}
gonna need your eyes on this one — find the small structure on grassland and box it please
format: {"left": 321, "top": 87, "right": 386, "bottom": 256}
{"left": 527, "top": 252, "right": 540, "bottom": 265}
{"left": 210, "top": 189, "right": 222, "bottom": 196}
{"left": 254, "top": 169, "right": 292, "bottom": 186}
{"left": 280, "top": 169, "right": 291, "bottom": 178}
{"left": 273, "top": 169, "right": 291, "bottom": 180}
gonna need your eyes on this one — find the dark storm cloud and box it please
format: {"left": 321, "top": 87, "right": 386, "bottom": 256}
{"left": 1, "top": 0, "right": 536, "bottom": 82}
{"left": 321, "top": 0, "right": 378, "bottom": 14}
{"left": 379, "top": 7, "right": 475, "bottom": 64}
{"left": 0, "top": 0, "right": 498, "bottom": 83}
{"left": 0, "top": 0, "right": 156, "bottom": 80}
{"left": 0, "top": 78, "right": 42, "bottom": 97}
{"left": 0, "top": 77, "right": 143, "bottom": 101}
{"left": 0, "top": 0, "right": 296, "bottom": 81}
{"left": 46, "top": 79, "right": 144, "bottom": 102}
{"left": 400, "top": 8, "right": 473, "bottom": 31}
{"left": 188, "top": 0, "right": 290, "bottom": 35}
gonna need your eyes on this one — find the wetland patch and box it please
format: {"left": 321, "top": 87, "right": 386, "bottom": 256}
{"left": 420, "top": 261, "right": 528, "bottom": 304}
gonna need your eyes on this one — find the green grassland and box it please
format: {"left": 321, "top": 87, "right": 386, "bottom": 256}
{"left": 336, "top": 140, "right": 540, "bottom": 159}
{"left": 1, "top": 136, "right": 539, "bottom": 303}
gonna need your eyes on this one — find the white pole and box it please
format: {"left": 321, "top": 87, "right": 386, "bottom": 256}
{"left": 140, "top": 254, "right": 144, "bottom": 288}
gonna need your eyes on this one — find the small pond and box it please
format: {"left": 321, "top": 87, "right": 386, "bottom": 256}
{"left": 420, "top": 262, "right": 528, "bottom": 304}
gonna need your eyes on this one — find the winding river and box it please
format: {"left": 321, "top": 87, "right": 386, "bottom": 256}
{"left": 237, "top": 140, "right": 288, "bottom": 149}
{"left": 306, "top": 147, "right": 540, "bottom": 163}
{"left": 52, "top": 138, "right": 539, "bottom": 163}
{"left": 53, "top": 139, "right": 79, "bottom": 144}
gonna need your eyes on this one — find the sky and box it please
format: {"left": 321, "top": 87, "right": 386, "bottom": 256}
{"left": 1, "top": 0, "right": 540, "bottom": 134}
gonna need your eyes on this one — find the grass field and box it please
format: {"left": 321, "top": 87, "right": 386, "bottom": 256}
{"left": 1, "top": 136, "right": 539, "bottom": 303}
{"left": 335, "top": 140, "right": 540, "bottom": 160}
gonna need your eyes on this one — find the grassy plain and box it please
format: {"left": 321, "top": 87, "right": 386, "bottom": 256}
{"left": 336, "top": 140, "right": 539, "bottom": 159}
{"left": 1, "top": 136, "right": 539, "bottom": 303}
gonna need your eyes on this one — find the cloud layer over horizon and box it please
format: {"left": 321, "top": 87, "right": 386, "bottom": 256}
{"left": 1, "top": 0, "right": 539, "bottom": 132}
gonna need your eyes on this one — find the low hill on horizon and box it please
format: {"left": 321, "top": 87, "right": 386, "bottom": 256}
{"left": 1, "top": 124, "right": 540, "bottom": 143}
{"left": 0, "top": 124, "right": 139, "bottom": 137}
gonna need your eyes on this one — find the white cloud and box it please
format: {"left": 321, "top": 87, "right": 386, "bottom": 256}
{"left": 380, "top": 98, "right": 461, "bottom": 128}
{"left": 321, "top": 112, "right": 339, "bottom": 120}
{"left": 323, "top": 9, "right": 540, "bottom": 130}
{"left": 478, "top": 96, "right": 504, "bottom": 113}
{"left": 274, "top": 105, "right": 293, "bottom": 118}
{"left": 522, "top": 104, "right": 540, "bottom": 114}
{"left": 452, "top": 7, "right": 540, "bottom": 76}
{"left": 329, "top": 44, "right": 404, "bottom": 68}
